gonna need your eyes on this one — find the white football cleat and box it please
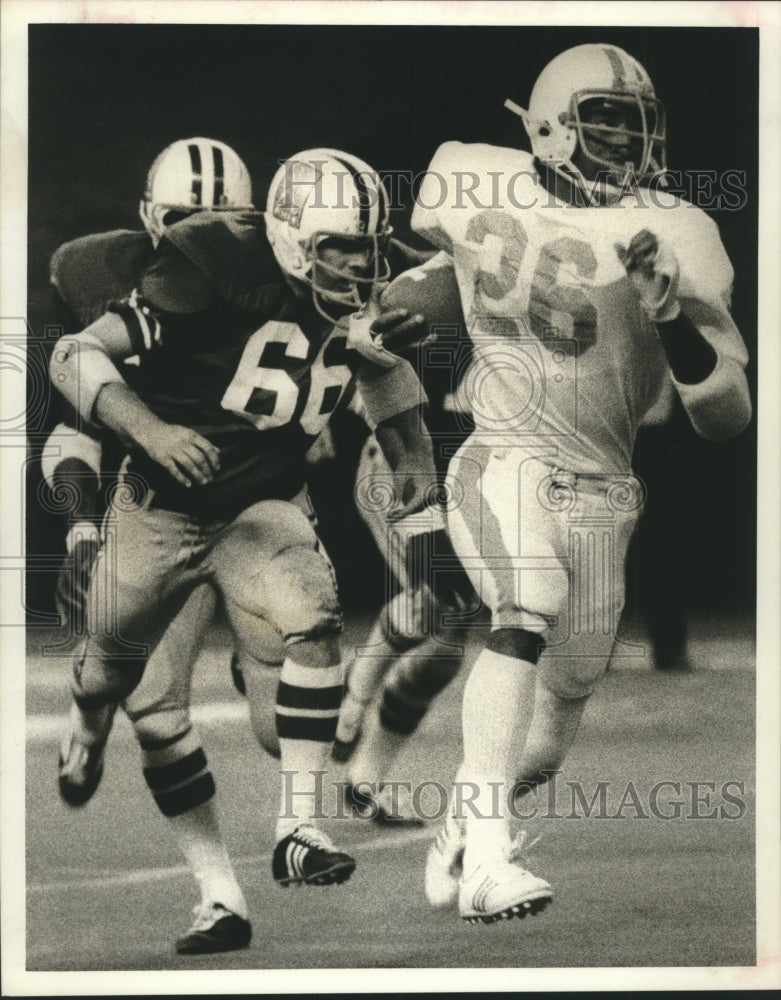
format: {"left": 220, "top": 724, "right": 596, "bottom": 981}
{"left": 424, "top": 813, "right": 466, "bottom": 908}
{"left": 458, "top": 858, "right": 552, "bottom": 924}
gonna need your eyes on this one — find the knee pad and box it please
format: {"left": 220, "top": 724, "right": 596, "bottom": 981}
{"left": 268, "top": 544, "right": 342, "bottom": 645}
{"left": 486, "top": 627, "right": 546, "bottom": 664}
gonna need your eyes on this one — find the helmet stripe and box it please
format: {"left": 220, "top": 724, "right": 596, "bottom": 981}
{"left": 332, "top": 155, "right": 371, "bottom": 234}
{"left": 212, "top": 145, "right": 225, "bottom": 207}
{"left": 602, "top": 45, "right": 627, "bottom": 91}
{"left": 187, "top": 143, "right": 203, "bottom": 206}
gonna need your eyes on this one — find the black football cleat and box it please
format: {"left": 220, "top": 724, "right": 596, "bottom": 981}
{"left": 272, "top": 825, "right": 356, "bottom": 886}
{"left": 175, "top": 903, "right": 252, "bottom": 955}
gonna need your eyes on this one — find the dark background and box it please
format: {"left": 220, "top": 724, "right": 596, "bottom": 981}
{"left": 25, "top": 24, "right": 758, "bottom": 622}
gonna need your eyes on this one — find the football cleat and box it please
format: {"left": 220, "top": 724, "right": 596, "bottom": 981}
{"left": 175, "top": 902, "right": 252, "bottom": 955}
{"left": 344, "top": 782, "right": 424, "bottom": 827}
{"left": 458, "top": 858, "right": 552, "bottom": 925}
{"left": 425, "top": 826, "right": 541, "bottom": 910}
{"left": 272, "top": 825, "right": 356, "bottom": 887}
{"left": 58, "top": 701, "right": 117, "bottom": 806}
{"left": 424, "top": 813, "right": 466, "bottom": 908}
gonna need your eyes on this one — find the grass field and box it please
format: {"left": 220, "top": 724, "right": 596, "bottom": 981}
{"left": 19, "top": 614, "right": 757, "bottom": 988}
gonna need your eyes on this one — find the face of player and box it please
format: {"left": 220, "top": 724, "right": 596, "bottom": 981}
{"left": 310, "top": 235, "right": 382, "bottom": 315}
{"left": 571, "top": 98, "right": 646, "bottom": 182}
{"left": 316, "top": 237, "right": 372, "bottom": 284}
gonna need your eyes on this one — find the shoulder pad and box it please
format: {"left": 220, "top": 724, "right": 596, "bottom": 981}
{"left": 50, "top": 230, "right": 151, "bottom": 304}
{"left": 427, "top": 140, "right": 535, "bottom": 178}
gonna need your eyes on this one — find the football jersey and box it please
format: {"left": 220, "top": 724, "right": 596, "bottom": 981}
{"left": 412, "top": 142, "right": 750, "bottom": 474}
{"left": 51, "top": 230, "right": 155, "bottom": 332}
{"left": 113, "top": 212, "right": 426, "bottom": 518}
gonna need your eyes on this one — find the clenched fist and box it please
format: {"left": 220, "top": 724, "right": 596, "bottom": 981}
{"left": 615, "top": 229, "right": 681, "bottom": 323}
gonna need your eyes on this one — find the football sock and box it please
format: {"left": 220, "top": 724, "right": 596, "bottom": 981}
{"left": 275, "top": 659, "right": 343, "bottom": 841}
{"left": 140, "top": 728, "right": 247, "bottom": 919}
{"left": 461, "top": 647, "right": 536, "bottom": 871}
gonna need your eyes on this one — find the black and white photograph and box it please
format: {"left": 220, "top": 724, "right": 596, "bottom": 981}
{"left": 1, "top": 0, "right": 779, "bottom": 994}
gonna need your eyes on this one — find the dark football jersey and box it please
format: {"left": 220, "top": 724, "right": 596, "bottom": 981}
{"left": 51, "top": 229, "right": 155, "bottom": 332}
{"left": 115, "top": 212, "right": 426, "bottom": 519}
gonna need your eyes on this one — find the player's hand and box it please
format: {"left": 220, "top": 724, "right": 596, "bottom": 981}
{"left": 347, "top": 297, "right": 427, "bottom": 368}
{"left": 614, "top": 229, "right": 681, "bottom": 323}
{"left": 371, "top": 307, "right": 428, "bottom": 355}
{"left": 55, "top": 527, "right": 100, "bottom": 637}
{"left": 139, "top": 421, "right": 221, "bottom": 488}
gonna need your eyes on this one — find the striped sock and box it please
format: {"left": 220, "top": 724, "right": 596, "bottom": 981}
{"left": 275, "top": 659, "right": 343, "bottom": 841}
{"left": 140, "top": 727, "right": 247, "bottom": 918}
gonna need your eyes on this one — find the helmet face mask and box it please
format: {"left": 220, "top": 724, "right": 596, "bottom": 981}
{"left": 566, "top": 91, "right": 666, "bottom": 186}
{"left": 139, "top": 137, "right": 254, "bottom": 245}
{"left": 265, "top": 149, "right": 392, "bottom": 322}
{"left": 309, "top": 232, "right": 392, "bottom": 318}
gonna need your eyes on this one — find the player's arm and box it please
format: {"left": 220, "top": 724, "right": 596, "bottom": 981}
{"left": 49, "top": 307, "right": 219, "bottom": 489}
{"left": 616, "top": 227, "right": 752, "bottom": 442}
{"left": 355, "top": 358, "right": 436, "bottom": 521}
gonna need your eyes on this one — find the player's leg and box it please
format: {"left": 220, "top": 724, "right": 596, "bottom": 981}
{"left": 513, "top": 492, "right": 641, "bottom": 796}
{"left": 214, "top": 493, "right": 355, "bottom": 886}
{"left": 511, "top": 682, "right": 589, "bottom": 803}
{"left": 341, "top": 437, "right": 474, "bottom": 816}
{"left": 123, "top": 582, "right": 251, "bottom": 954}
{"left": 60, "top": 497, "right": 201, "bottom": 802}
{"left": 440, "top": 446, "right": 560, "bottom": 921}
{"left": 343, "top": 586, "right": 465, "bottom": 822}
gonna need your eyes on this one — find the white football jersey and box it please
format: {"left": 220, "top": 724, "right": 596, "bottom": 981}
{"left": 412, "top": 142, "right": 750, "bottom": 473}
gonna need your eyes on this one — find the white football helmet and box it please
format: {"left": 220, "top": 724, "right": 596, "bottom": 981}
{"left": 265, "top": 148, "right": 392, "bottom": 320}
{"left": 511, "top": 44, "right": 666, "bottom": 193}
{"left": 139, "top": 137, "right": 254, "bottom": 246}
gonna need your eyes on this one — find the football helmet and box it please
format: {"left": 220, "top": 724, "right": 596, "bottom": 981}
{"left": 265, "top": 148, "right": 392, "bottom": 321}
{"left": 510, "top": 44, "right": 666, "bottom": 194}
{"left": 139, "top": 137, "right": 254, "bottom": 246}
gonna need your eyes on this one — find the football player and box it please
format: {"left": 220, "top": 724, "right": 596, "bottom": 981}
{"left": 411, "top": 44, "right": 752, "bottom": 923}
{"left": 332, "top": 253, "right": 480, "bottom": 823}
{"left": 46, "top": 137, "right": 257, "bottom": 954}
{"left": 50, "top": 149, "right": 436, "bottom": 915}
